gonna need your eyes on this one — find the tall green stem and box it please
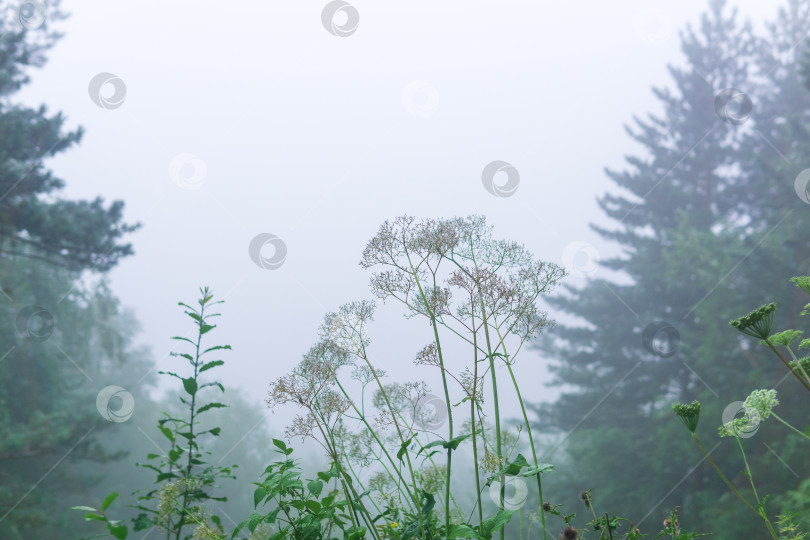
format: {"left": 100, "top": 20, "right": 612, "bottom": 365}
{"left": 733, "top": 437, "right": 777, "bottom": 540}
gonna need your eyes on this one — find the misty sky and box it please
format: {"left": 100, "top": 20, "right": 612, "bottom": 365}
{"left": 18, "top": 0, "right": 777, "bottom": 429}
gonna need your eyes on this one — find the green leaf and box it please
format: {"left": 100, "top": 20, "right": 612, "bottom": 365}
{"left": 307, "top": 479, "right": 324, "bottom": 497}
{"left": 304, "top": 500, "right": 322, "bottom": 514}
{"left": 518, "top": 463, "right": 554, "bottom": 477}
{"left": 200, "top": 324, "right": 215, "bottom": 335}
{"left": 200, "top": 360, "right": 225, "bottom": 372}
{"left": 447, "top": 524, "right": 484, "bottom": 539}
{"left": 101, "top": 492, "right": 119, "bottom": 511}
{"left": 397, "top": 437, "right": 413, "bottom": 461}
{"left": 108, "top": 523, "right": 128, "bottom": 539}
{"left": 197, "top": 402, "right": 227, "bottom": 415}
{"left": 272, "top": 438, "right": 287, "bottom": 451}
{"left": 254, "top": 486, "right": 269, "bottom": 508}
{"left": 71, "top": 505, "right": 97, "bottom": 512}
{"left": 485, "top": 454, "right": 529, "bottom": 486}
{"left": 158, "top": 426, "right": 175, "bottom": 442}
{"left": 203, "top": 345, "right": 232, "bottom": 355}
{"left": 183, "top": 377, "right": 198, "bottom": 396}
{"left": 208, "top": 427, "right": 221, "bottom": 436}
{"left": 482, "top": 509, "right": 515, "bottom": 536}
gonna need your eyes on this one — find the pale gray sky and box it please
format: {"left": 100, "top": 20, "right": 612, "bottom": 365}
{"left": 19, "top": 0, "right": 776, "bottom": 425}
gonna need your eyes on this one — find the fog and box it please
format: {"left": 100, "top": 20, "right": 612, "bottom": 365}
{"left": 16, "top": 1, "right": 771, "bottom": 422}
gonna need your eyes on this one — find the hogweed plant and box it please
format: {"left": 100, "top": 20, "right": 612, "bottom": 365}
{"left": 673, "top": 276, "right": 810, "bottom": 540}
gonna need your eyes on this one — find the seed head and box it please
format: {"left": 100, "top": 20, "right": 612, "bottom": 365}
{"left": 672, "top": 400, "right": 701, "bottom": 433}
{"left": 729, "top": 303, "right": 777, "bottom": 340}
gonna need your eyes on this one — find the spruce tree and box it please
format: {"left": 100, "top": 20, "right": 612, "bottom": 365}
{"left": 526, "top": 1, "right": 810, "bottom": 536}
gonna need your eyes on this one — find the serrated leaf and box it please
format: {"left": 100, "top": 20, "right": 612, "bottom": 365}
{"left": 200, "top": 360, "right": 225, "bottom": 372}
{"left": 203, "top": 345, "right": 232, "bottom": 354}
{"left": 254, "top": 486, "right": 269, "bottom": 508}
{"left": 197, "top": 402, "right": 227, "bottom": 414}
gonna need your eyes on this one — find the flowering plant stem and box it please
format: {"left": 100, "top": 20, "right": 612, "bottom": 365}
{"left": 690, "top": 433, "right": 775, "bottom": 538}
{"left": 764, "top": 340, "right": 810, "bottom": 393}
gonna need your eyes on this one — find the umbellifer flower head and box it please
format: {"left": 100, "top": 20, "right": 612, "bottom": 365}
{"left": 791, "top": 276, "right": 810, "bottom": 295}
{"left": 672, "top": 400, "right": 701, "bottom": 433}
{"left": 743, "top": 389, "right": 778, "bottom": 420}
{"left": 729, "top": 302, "right": 777, "bottom": 340}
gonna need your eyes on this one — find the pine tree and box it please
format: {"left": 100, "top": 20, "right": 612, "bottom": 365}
{"left": 527, "top": 1, "right": 810, "bottom": 536}
{"left": 0, "top": 2, "right": 138, "bottom": 275}
{"left": 0, "top": 4, "right": 144, "bottom": 536}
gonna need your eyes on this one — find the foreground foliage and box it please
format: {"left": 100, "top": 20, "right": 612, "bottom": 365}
{"left": 72, "top": 218, "right": 712, "bottom": 539}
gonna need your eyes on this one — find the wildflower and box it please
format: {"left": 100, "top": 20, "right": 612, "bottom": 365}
{"left": 421, "top": 465, "right": 447, "bottom": 494}
{"left": 718, "top": 413, "right": 760, "bottom": 438}
{"left": 543, "top": 501, "right": 552, "bottom": 511}
{"left": 157, "top": 482, "right": 180, "bottom": 526}
{"left": 761, "top": 329, "right": 802, "bottom": 347}
{"left": 192, "top": 516, "right": 222, "bottom": 540}
{"left": 789, "top": 356, "right": 810, "bottom": 372}
{"left": 560, "top": 526, "right": 579, "bottom": 540}
{"left": 729, "top": 302, "right": 777, "bottom": 340}
{"left": 743, "top": 389, "right": 778, "bottom": 420}
{"left": 791, "top": 276, "right": 810, "bottom": 295}
{"left": 672, "top": 401, "right": 701, "bottom": 433}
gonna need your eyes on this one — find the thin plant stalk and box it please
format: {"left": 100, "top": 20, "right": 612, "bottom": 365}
{"left": 764, "top": 340, "right": 810, "bottom": 393}
{"left": 689, "top": 433, "right": 762, "bottom": 517}
{"left": 733, "top": 436, "right": 778, "bottom": 539}
{"left": 406, "top": 251, "right": 455, "bottom": 534}
{"left": 495, "top": 326, "right": 547, "bottom": 540}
